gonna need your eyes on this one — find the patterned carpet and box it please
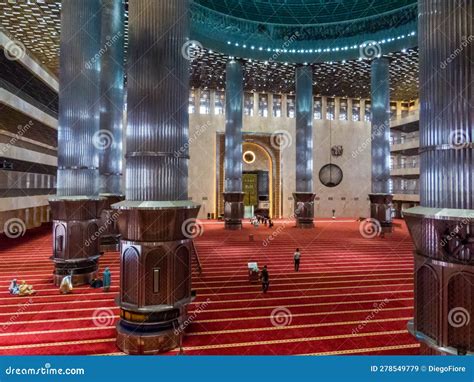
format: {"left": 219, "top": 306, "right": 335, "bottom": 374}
{"left": 0, "top": 219, "right": 419, "bottom": 355}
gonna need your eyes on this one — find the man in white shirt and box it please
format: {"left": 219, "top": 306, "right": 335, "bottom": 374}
{"left": 294, "top": 248, "right": 301, "bottom": 272}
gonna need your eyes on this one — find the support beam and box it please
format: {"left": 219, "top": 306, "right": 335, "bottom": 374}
{"left": 405, "top": 0, "right": 474, "bottom": 356}
{"left": 98, "top": 0, "right": 125, "bottom": 251}
{"left": 223, "top": 60, "right": 244, "bottom": 230}
{"left": 49, "top": 0, "right": 105, "bottom": 286}
{"left": 293, "top": 65, "right": 315, "bottom": 228}
{"left": 112, "top": 0, "right": 200, "bottom": 355}
{"left": 369, "top": 57, "right": 393, "bottom": 234}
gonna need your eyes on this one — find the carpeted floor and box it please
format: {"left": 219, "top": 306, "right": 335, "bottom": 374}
{"left": 0, "top": 219, "right": 419, "bottom": 355}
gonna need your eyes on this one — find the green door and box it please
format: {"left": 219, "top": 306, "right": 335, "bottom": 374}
{"left": 242, "top": 173, "right": 258, "bottom": 207}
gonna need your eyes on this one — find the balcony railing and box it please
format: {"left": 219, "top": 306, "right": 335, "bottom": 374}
{"left": 392, "top": 189, "right": 420, "bottom": 195}
{"left": 391, "top": 136, "right": 419, "bottom": 145}
{"left": 391, "top": 163, "right": 419, "bottom": 170}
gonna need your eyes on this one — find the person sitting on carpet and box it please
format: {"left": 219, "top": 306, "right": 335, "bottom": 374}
{"left": 90, "top": 278, "right": 103, "bottom": 288}
{"left": 102, "top": 267, "right": 111, "bottom": 292}
{"left": 9, "top": 279, "right": 19, "bottom": 295}
{"left": 260, "top": 265, "right": 270, "bottom": 293}
{"left": 18, "top": 280, "right": 36, "bottom": 296}
{"left": 59, "top": 274, "right": 73, "bottom": 294}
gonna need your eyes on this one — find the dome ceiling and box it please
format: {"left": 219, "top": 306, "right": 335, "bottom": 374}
{"left": 194, "top": 0, "right": 417, "bottom": 25}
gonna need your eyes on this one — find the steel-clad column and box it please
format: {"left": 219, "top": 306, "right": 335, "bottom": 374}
{"left": 223, "top": 60, "right": 244, "bottom": 230}
{"left": 112, "top": 0, "right": 200, "bottom": 354}
{"left": 404, "top": 0, "right": 474, "bottom": 355}
{"left": 293, "top": 65, "right": 315, "bottom": 228}
{"left": 369, "top": 58, "right": 393, "bottom": 234}
{"left": 98, "top": 0, "right": 125, "bottom": 251}
{"left": 49, "top": 0, "right": 105, "bottom": 286}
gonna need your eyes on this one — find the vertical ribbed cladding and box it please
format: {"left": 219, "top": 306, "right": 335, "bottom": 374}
{"left": 57, "top": 0, "right": 102, "bottom": 197}
{"left": 99, "top": 0, "right": 125, "bottom": 195}
{"left": 419, "top": 0, "right": 473, "bottom": 209}
{"left": 126, "top": 0, "right": 189, "bottom": 202}
{"left": 370, "top": 58, "right": 391, "bottom": 194}
{"left": 224, "top": 60, "right": 243, "bottom": 193}
{"left": 295, "top": 65, "right": 314, "bottom": 193}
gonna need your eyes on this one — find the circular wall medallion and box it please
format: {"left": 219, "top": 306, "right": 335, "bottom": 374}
{"left": 319, "top": 164, "right": 343, "bottom": 188}
{"left": 243, "top": 150, "right": 256, "bottom": 164}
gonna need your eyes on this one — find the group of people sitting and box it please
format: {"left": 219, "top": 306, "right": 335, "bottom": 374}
{"left": 8, "top": 279, "right": 36, "bottom": 296}
{"left": 250, "top": 215, "right": 274, "bottom": 228}
{"left": 59, "top": 267, "right": 112, "bottom": 294}
{"left": 9, "top": 267, "right": 112, "bottom": 296}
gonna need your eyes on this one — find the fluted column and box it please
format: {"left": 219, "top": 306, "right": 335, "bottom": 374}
{"left": 112, "top": 0, "right": 200, "bottom": 355}
{"left": 98, "top": 0, "right": 125, "bottom": 251}
{"left": 223, "top": 60, "right": 244, "bottom": 230}
{"left": 404, "top": 0, "right": 474, "bottom": 355}
{"left": 293, "top": 65, "right": 315, "bottom": 228}
{"left": 369, "top": 57, "right": 393, "bottom": 233}
{"left": 49, "top": 0, "right": 105, "bottom": 286}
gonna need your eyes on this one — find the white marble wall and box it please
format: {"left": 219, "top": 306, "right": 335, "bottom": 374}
{"left": 188, "top": 112, "right": 372, "bottom": 219}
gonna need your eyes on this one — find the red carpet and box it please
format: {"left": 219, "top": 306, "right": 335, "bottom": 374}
{"left": 0, "top": 219, "right": 419, "bottom": 355}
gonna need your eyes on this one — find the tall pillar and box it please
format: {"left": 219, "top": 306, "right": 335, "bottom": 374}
{"left": 253, "top": 92, "right": 259, "bottom": 117}
{"left": 405, "top": 0, "right": 473, "bottom": 355}
{"left": 223, "top": 60, "right": 244, "bottom": 230}
{"left": 293, "top": 65, "right": 315, "bottom": 228}
{"left": 49, "top": 0, "right": 105, "bottom": 286}
{"left": 369, "top": 57, "right": 393, "bottom": 234}
{"left": 112, "top": 0, "right": 200, "bottom": 354}
{"left": 98, "top": 0, "right": 125, "bottom": 252}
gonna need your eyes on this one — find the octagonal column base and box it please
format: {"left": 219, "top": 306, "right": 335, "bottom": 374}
{"left": 116, "top": 308, "right": 186, "bottom": 355}
{"left": 404, "top": 207, "right": 474, "bottom": 355}
{"left": 369, "top": 193, "right": 393, "bottom": 233}
{"left": 99, "top": 194, "right": 125, "bottom": 253}
{"left": 223, "top": 192, "right": 244, "bottom": 230}
{"left": 293, "top": 192, "right": 316, "bottom": 229}
{"left": 112, "top": 200, "right": 201, "bottom": 354}
{"left": 49, "top": 196, "right": 106, "bottom": 286}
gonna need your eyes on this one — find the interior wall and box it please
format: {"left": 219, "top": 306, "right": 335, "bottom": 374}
{"left": 188, "top": 112, "right": 372, "bottom": 219}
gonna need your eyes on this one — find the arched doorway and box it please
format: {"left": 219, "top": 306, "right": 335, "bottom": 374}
{"left": 216, "top": 133, "right": 282, "bottom": 219}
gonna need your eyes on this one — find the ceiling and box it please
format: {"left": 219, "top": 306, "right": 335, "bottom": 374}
{"left": 0, "top": 0, "right": 419, "bottom": 100}
{"left": 194, "top": 0, "right": 417, "bottom": 25}
{"left": 191, "top": 48, "right": 419, "bottom": 100}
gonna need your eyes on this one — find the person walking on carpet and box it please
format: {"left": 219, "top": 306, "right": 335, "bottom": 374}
{"left": 294, "top": 248, "right": 301, "bottom": 272}
{"left": 260, "top": 265, "right": 270, "bottom": 293}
